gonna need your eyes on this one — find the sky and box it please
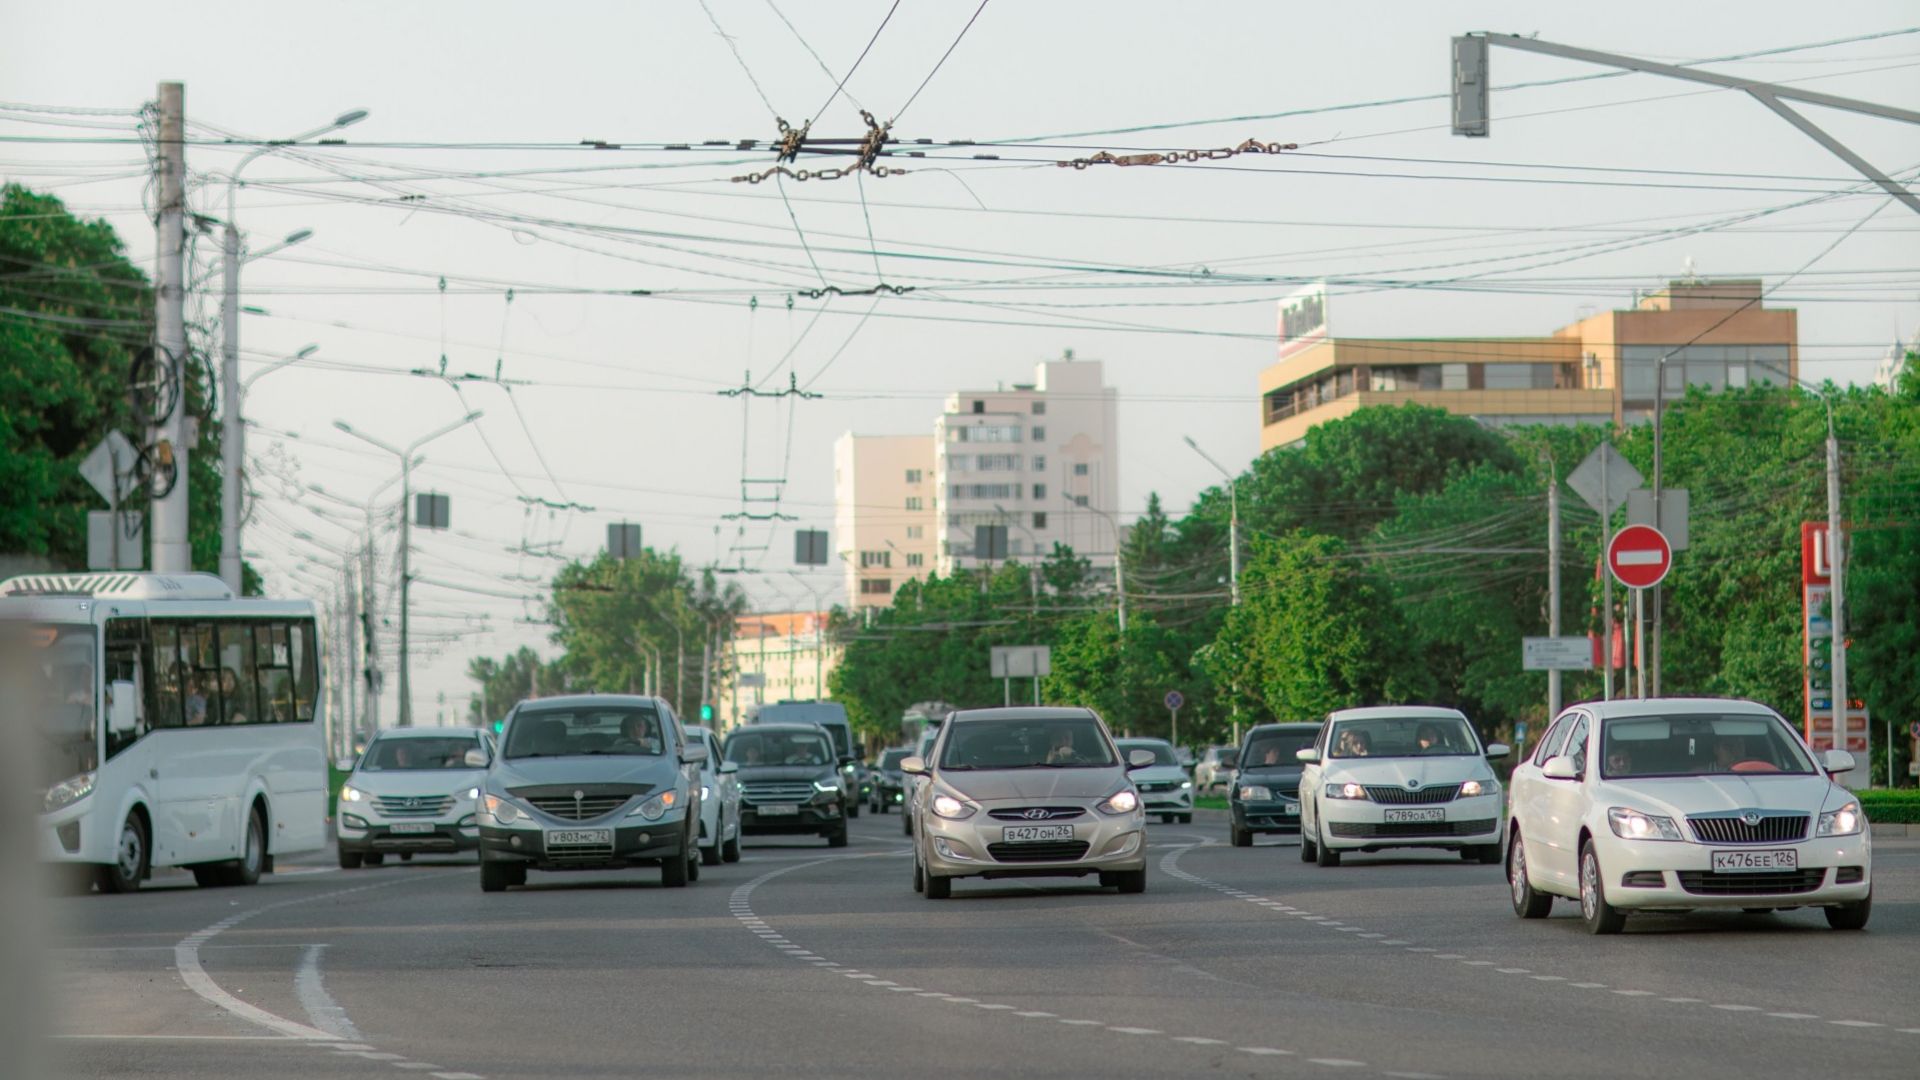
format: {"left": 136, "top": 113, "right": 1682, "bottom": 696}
{"left": 5, "top": 2, "right": 1917, "bottom": 726}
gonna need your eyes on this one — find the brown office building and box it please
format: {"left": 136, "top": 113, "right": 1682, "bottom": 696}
{"left": 1258, "top": 280, "right": 1797, "bottom": 451}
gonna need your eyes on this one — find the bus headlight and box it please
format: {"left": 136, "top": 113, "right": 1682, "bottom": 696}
{"left": 43, "top": 771, "right": 95, "bottom": 813}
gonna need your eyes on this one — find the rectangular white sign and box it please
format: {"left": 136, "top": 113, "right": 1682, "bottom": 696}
{"left": 1523, "top": 636, "right": 1593, "bottom": 671}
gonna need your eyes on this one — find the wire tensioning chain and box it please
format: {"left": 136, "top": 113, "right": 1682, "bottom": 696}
{"left": 1056, "top": 138, "right": 1299, "bottom": 170}
{"left": 733, "top": 109, "right": 903, "bottom": 184}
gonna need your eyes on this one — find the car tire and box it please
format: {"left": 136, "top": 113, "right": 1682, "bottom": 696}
{"left": 1315, "top": 838, "right": 1341, "bottom": 867}
{"left": 722, "top": 836, "right": 741, "bottom": 863}
{"left": 826, "top": 822, "right": 849, "bottom": 848}
{"left": 903, "top": 811, "right": 914, "bottom": 837}
{"left": 661, "top": 851, "right": 690, "bottom": 888}
{"left": 338, "top": 849, "right": 363, "bottom": 870}
{"left": 848, "top": 801, "right": 860, "bottom": 820}
{"left": 1299, "top": 831, "right": 1317, "bottom": 863}
{"left": 1579, "top": 839, "right": 1626, "bottom": 935}
{"left": 363, "top": 853, "right": 386, "bottom": 867}
{"left": 1177, "top": 814, "right": 1192, "bottom": 825}
{"left": 924, "top": 871, "right": 952, "bottom": 900}
{"left": 1101, "top": 869, "right": 1147, "bottom": 894}
{"left": 701, "top": 843, "right": 722, "bottom": 867}
{"left": 1466, "top": 843, "right": 1502, "bottom": 865}
{"left": 96, "top": 811, "right": 147, "bottom": 894}
{"left": 479, "top": 861, "right": 521, "bottom": 892}
{"left": 1825, "top": 892, "right": 1871, "bottom": 931}
{"left": 1508, "top": 833, "right": 1552, "bottom": 919}
{"left": 687, "top": 851, "right": 700, "bottom": 883}
{"left": 1231, "top": 823, "right": 1253, "bottom": 847}
{"left": 400, "top": 852, "right": 413, "bottom": 863}
{"left": 912, "top": 853, "right": 925, "bottom": 894}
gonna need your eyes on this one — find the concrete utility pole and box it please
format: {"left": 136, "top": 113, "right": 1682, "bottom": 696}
{"left": 1600, "top": 445, "right": 1615, "bottom": 702}
{"left": 150, "top": 82, "right": 191, "bottom": 574}
{"left": 1547, "top": 467, "right": 1563, "bottom": 720}
{"left": 1826, "top": 403, "right": 1850, "bottom": 761}
{"left": 1182, "top": 436, "right": 1240, "bottom": 606}
{"left": 360, "top": 534, "right": 379, "bottom": 744}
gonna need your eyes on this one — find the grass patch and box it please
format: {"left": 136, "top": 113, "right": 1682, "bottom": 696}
{"left": 1193, "top": 796, "right": 1229, "bottom": 811}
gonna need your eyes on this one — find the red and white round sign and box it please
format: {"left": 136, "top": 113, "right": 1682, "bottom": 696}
{"left": 1607, "top": 524, "right": 1673, "bottom": 589}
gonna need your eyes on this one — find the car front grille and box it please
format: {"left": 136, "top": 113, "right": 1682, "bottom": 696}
{"left": 1137, "top": 780, "right": 1182, "bottom": 793}
{"left": 544, "top": 841, "right": 616, "bottom": 863}
{"left": 1363, "top": 785, "right": 1460, "bottom": 805}
{"left": 1677, "top": 869, "right": 1826, "bottom": 896}
{"left": 526, "top": 795, "right": 629, "bottom": 821}
{"left": 373, "top": 795, "right": 455, "bottom": 817}
{"left": 1329, "top": 818, "right": 1496, "bottom": 839}
{"left": 986, "top": 840, "right": 1091, "bottom": 863}
{"left": 743, "top": 782, "right": 818, "bottom": 804}
{"left": 1686, "top": 813, "right": 1809, "bottom": 844}
{"left": 986, "top": 807, "right": 1085, "bottom": 822}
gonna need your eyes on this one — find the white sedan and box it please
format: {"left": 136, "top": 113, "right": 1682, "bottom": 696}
{"left": 1297, "top": 706, "right": 1509, "bottom": 867}
{"left": 1506, "top": 698, "right": 1871, "bottom": 934}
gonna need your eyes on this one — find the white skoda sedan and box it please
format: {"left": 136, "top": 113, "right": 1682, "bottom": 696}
{"left": 1297, "top": 707, "right": 1509, "bottom": 867}
{"left": 1506, "top": 698, "right": 1870, "bottom": 934}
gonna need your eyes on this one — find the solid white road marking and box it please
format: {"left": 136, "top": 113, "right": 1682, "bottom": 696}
{"left": 295, "top": 944, "right": 362, "bottom": 1041}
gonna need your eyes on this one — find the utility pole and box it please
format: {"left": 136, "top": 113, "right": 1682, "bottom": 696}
{"left": 150, "top": 82, "right": 191, "bottom": 574}
{"left": 219, "top": 225, "right": 241, "bottom": 589}
{"left": 1547, "top": 468, "right": 1563, "bottom": 719}
{"left": 1826, "top": 403, "right": 1850, "bottom": 762}
{"left": 1600, "top": 444, "right": 1615, "bottom": 702}
{"left": 398, "top": 452, "right": 413, "bottom": 724}
{"left": 360, "top": 534, "right": 379, "bottom": 743}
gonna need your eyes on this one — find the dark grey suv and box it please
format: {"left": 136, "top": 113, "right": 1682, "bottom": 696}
{"left": 476, "top": 695, "right": 706, "bottom": 891}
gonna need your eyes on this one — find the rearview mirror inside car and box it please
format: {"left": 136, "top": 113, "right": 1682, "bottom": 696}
{"left": 1541, "top": 755, "right": 1579, "bottom": 781}
{"left": 1484, "top": 742, "right": 1511, "bottom": 759}
{"left": 463, "top": 748, "right": 488, "bottom": 768}
{"left": 1295, "top": 748, "right": 1320, "bottom": 763}
{"left": 899, "top": 755, "right": 928, "bottom": 775}
{"left": 1126, "top": 749, "right": 1156, "bottom": 769}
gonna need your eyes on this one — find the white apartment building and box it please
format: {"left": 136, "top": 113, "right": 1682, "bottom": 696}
{"left": 715, "top": 611, "right": 840, "bottom": 731}
{"left": 935, "top": 354, "right": 1120, "bottom": 575}
{"left": 833, "top": 433, "right": 937, "bottom": 609}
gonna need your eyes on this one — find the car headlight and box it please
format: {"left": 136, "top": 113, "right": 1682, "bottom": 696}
{"left": 43, "top": 771, "right": 95, "bottom": 814}
{"left": 1238, "top": 784, "right": 1273, "bottom": 802}
{"left": 1817, "top": 802, "right": 1862, "bottom": 837}
{"left": 1607, "top": 806, "right": 1683, "bottom": 841}
{"left": 1324, "top": 781, "right": 1368, "bottom": 800}
{"left": 813, "top": 779, "right": 840, "bottom": 794}
{"left": 482, "top": 793, "right": 523, "bottom": 825}
{"left": 633, "top": 790, "right": 680, "bottom": 821}
{"left": 1460, "top": 779, "right": 1499, "bottom": 798}
{"left": 1096, "top": 789, "right": 1139, "bottom": 815}
{"left": 931, "top": 794, "right": 975, "bottom": 820}
{"left": 458, "top": 786, "right": 480, "bottom": 802}
{"left": 340, "top": 785, "right": 369, "bottom": 804}
{"left": 1180, "top": 780, "right": 1193, "bottom": 790}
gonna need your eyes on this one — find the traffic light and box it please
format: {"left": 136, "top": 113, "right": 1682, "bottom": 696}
{"left": 492, "top": 718, "right": 505, "bottom": 735}
{"left": 699, "top": 703, "right": 714, "bottom": 722}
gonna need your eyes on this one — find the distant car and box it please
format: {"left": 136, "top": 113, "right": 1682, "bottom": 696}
{"left": 904, "top": 707, "right": 1152, "bottom": 898}
{"left": 870, "top": 747, "right": 911, "bottom": 813}
{"left": 746, "top": 701, "right": 861, "bottom": 818}
{"left": 1194, "top": 745, "right": 1238, "bottom": 794}
{"left": 1506, "top": 698, "right": 1871, "bottom": 934}
{"left": 337, "top": 727, "right": 493, "bottom": 868}
{"left": 475, "top": 695, "right": 706, "bottom": 891}
{"left": 1115, "top": 738, "right": 1193, "bottom": 824}
{"left": 725, "top": 724, "right": 850, "bottom": 847}
{"left": 686, "top": 724, "right": 742, "bottom": 866}
{"left": 1297, "top": 706, "right": 1508, "bottom": 868}
{"left": 1228, "top": 723, "right": 1319, "bottom": 846}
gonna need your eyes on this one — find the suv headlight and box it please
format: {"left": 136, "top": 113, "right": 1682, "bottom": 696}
{"left": 1817, "top": 802, "right": 1862, "bottom": 837}
{"left": 931, "top": 793, "right": 976, "bottom": 820}
{"left": 1324, "top": 781, "right": 1368, "bottom": 800}
{"left": 340, "top": 784, "right": 369, "bottom": 804}
{"left": 813, "top": 779, "right": 840, "bottom": 794}
{"left": 43, "top": 771, "right": 95, "bottom": 813}
{"left": 1460, "top": 779, "right": 1499, "bottom": 798}
{"left": 1096, "top": 789, "right": 1139, "bottom": 815}
{"left": 633, "top": 790, "right": 679, "bottom": 821}
{"left": 457, "top": 786, "right": 480, "bottom": 802}
{"left": 1238, "top": 784, "right": 1273, "bottom": 802}
{"left": 482, "top": 793, "right": 523, "bottom": 825}
{"left": 1607, "top": 806, "right": 1682, "bottom": 841}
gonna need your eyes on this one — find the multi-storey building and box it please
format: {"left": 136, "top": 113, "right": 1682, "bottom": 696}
{"left": 833, "top": 434, "right": 937, "bottom": 609}
{"left": 1258, "top": 280, "right": 1799, "bottom": 451}
{"left": 715, "top": 611, "right": 839, "bottom": 731}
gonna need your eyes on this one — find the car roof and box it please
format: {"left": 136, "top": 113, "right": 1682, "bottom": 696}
{"left": 729, "top": 723, "right": 829, "bottom": 736}
{"left": 1327, "top": 706, "right": 1468, "bottom": 722}
{"left": 1115, "top": 736, "right": 1173, "bottom": 747}
{"left": 949, "top": 706, "right": 1098, "bottom": 724}
{"left": 1246, "top": 722, "right": 1320, "bottom": 735}
{"left": 372, "top": 726, "right": 486, "bottom": 740}
{"left": 1571, "top": 697, "right": 1777, "bottom": 721}
{"left": 515, "top": 694, "right": 667, "bottom": 711}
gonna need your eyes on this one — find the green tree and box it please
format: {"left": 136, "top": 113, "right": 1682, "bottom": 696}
{"left": 547, "top": 548, "right": 703, "bottom": 708}
{"left": 1843, "top": 359, "right": 1920, "bottom": 784}
{"left": 466, "top": 646, "right": 570, "bottom": 726}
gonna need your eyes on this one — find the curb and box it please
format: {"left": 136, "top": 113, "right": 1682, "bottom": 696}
{"left": 1869, "top": 822, "right": 1913, "bottom": 838}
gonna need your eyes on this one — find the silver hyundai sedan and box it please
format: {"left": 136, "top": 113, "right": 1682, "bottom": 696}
{"left": 903, "top": 707, "right": 1152, "bottom": 898}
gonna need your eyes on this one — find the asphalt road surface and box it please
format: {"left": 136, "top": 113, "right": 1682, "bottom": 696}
{"left": 44, "top": 812, "right": 1920, "bottom": 1080}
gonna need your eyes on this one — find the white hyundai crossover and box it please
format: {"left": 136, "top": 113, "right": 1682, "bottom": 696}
{"left": 1297, "top": 706, "right": 1509, "bottom": 867}
{"left": 1506, "top": 698, "right": 1870, "bottom": 934}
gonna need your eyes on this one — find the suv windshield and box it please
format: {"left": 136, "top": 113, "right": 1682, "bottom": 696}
{"left": 363, "top": 736, "right": 481, "bottom": 771}
{"left": 940, "top": 716, "right": 1116, "bottom": 770}
{"left": 1242, "top": 731, "right": 1314, "bottom": 768}
{"left": 1601, "top": 713, "right": 1815, "bottom": 779}
{"left": 1328, "top": 716, "right": 1478, "bottom": 759}
{"left": 1116, "top": 740, "right": 1178, "bottom": 767}
{"left": 726, "top": 729, "right": 832, "bottom": 767}
{"left": 505, "top": 705, "right": 665, "bottom": 758}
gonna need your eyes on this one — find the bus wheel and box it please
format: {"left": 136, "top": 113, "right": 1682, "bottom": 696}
{"left": 97, "top": 812, "right": 147, "bottom": 894}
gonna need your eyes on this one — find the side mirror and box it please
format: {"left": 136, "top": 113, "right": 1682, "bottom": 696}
{"left": 1295, "top": 748, "right": 1320, "bottom": 764}
{"left": 839, "top": 754, "right": 857, "bottom": 767}
{"left": 1484, "top": 742, "right": 1511, "bottom": 759}
{"left": 681, "top": 742, "right": 710, "bottom": 765}
{"left": 1541, "top": 755, "right": 1579, "bottom": 781}
{"left": 718, "top": 760, "right": 739, "bottom": 775}
{"left": 108, "top": 681, "right": 139, "bottom": 735}
{"left": 335, "top": 755, "right": 359, "bottom": 773}
{"left": 1823, "top": 749, "right": 1857, "bottom": 774}
{"left": 1126, "top": 749, "right": 1156, "bottom": 770}
{"left": 900, "top": 755, "right": 928, "bottom": 776}
{"left": 462, "top": 748, "right": 489, "bottom": 768}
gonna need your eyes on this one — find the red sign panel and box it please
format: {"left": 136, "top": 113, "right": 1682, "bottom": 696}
{"left": 1607, "top": 524, "right": 1672, "bottom": 589}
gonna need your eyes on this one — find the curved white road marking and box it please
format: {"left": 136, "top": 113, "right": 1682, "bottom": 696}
{"left": 295, "top": 944, "right": 362, "bottom": 1040}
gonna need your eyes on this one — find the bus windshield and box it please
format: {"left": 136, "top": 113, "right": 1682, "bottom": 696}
{"left": 3, "top": 622, "right": 99, "bottom": 790}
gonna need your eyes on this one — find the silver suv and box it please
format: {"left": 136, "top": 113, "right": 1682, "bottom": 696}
{"left": 904, "top": 707, "right": 1152, "bottom": 898}
{"left": 337, "top": 727, "right": 492, "bottom": 867}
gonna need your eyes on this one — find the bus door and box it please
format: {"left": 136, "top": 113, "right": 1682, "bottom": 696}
{"left": 99, "top": 617, "right": 161, "bottom": 862}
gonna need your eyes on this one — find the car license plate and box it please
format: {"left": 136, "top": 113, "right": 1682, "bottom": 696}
{"left": 1001, "top": 825, "right": 1074, "bottom": 843}
{"left": 1282, "top": 804, "right": 1299, "bottom": 815}
{"left": 757, "top": 804, "right": 799, "bottom": 816}
{"left": 545, "top": 829, "right": 611, "bottom": 847}
{"left": 1383, "top": 809, "right": 1445, "bottom": 824}
{"left": 1711, "top": 848, "right": 1798, "bottom": 873}
{"left": 388, "top": 822, "right": 434, "bottom": 835}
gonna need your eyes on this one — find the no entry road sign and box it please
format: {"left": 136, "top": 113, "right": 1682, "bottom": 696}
{"left": 1608, "top": 524, "right": 1673, "bottom": 590}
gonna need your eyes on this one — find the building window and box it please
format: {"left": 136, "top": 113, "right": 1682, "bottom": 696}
{"left": 973, "top": 453, "right": 1021, "bottom": 471}
{"left": 1032, "top": 401, "right": 1046, "bottom": 415}
{"left": 1073, "top": 495, "right": 1089, "bottom": 507}
{"left": 1483, "top": 363, "right": 1558, "bottom": 390}
{"left": 1072, "top": 463, "right": 1089, "bottom": 476}
{"left": 1032, "top": 483, "right": 1046, "bottom": 501}
{"left": 906, "top": 525, "right": 923, "bottom": 539}
{"left": 1033, "top": 512, "right": 1048, "bottom": 529}
{"left": 860, "top": 550, "right": 891, "bottom": 569}
{"left": 1033, "top": 455, "right": 1045, "bottom": 472}
{"left": 859, "top": 578, "right": 893, "bottom": 595}
{"left": 905, "top": 552, "right": 924, "bottom": 568}
{"left": 1442, "top": 363, "right": 1468, "bottom": 391}
{"left": 1031, "top": 426, "right": 1046, "bottom": 442}
{"left": 971, "top": 400, "right": 985, "bottom": 414}
{"left": 949, "top": 425, "right": 1021, "bottom": 443}
{"left": 905, "top": 468, "right": 922, "bottom": 484}
{"left": 905, "top": 496, "right": 922, "bottom": 511}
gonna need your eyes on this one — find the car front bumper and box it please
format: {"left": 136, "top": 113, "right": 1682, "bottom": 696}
{"left": 338, "top": 815, "right": 479, "bottom": 854}
{"left": 1591, "top": 830, "right": 1871, "bottom": 910}
{"left": 1232, "top": 798, "right": 1302, "bottom": 833}
{"left": 1318, "top": 793, "right": 1505, "bottom": 850}
{"left": 1138, "top": 788, "right": 1194, "bottom": 812}
{"left": 921, "top": 806, "right": 1146, "bottom": 880}
{"left": 479, "top": 818, "right": 688, "bottom": 870}
{"left": 740, "top": 800, "right": 843, "bottom": 835}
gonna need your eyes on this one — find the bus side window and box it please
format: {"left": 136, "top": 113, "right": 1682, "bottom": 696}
{"left": 104, "top": 618, "right": 149, "bottom": 759}
{"left": 180, "top": 623, "right": 221, "bottom": 726}
{"left": 149, "top": 621, "right": 185, "bottom": 730}
{"left": 216, "top": 622, "right": 258, "bottom": 725}
{"left": 289, "top": 620, "right": 319, "bottom": 722}
{"left": 255, "top": 623, "right": 294, "bottom": 723}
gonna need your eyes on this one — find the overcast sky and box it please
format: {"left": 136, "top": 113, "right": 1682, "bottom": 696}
{"left": 6, "top": 2, "right": 1916, "bottom": 724}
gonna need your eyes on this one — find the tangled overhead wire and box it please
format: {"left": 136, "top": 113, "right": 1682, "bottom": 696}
{"left": 1056, "top": 137, "right": 1300, "bottom": 170}
{"left": 733, "top": 110, "right": 904, "bottom": 184}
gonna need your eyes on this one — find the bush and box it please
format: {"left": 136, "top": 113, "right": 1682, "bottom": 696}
{"left": 1859, "top": 789, "right": 1920, "bottom": 824}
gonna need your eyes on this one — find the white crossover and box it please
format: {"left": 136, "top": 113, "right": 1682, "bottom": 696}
{"left": 1297, "top": 706, "right": 1509, "bottom": 867}
{"left": 1506, "top": 698, "right": 1871, "bottom": 934}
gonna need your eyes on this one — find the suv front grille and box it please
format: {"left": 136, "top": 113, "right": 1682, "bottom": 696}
{"left": 1677, "top": 869, "right": 1825, "bottom": 895}
{"left": 743, "top": 782, "right": 817, "bottom": 804}
{"left": 1364, "top": 785, "right": 1460, "bottom": 805}
{"left": 1686, "top": 813, "right": 1809, "bottom": 845}
{"left": 987, "top": 840, "right": 1091, "bottom": 863}
{"left": 374, "top": 795, "right": 455, "bottom": 817}
{"left": 987, "top": 807, "right": 1085, "bottom": 822}
{"left": 527, "top": 795, "right": 628, "bottom": 821}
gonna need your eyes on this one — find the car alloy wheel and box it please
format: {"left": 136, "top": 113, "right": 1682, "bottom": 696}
{"left": 1579, "top": 842, "right": 1625, "bottom": 934}
{"left": 1509, "top": 834, "right": 1551, "bottom": 919}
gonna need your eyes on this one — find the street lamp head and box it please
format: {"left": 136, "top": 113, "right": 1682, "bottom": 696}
{"left": 282, "top": 228, "right": 313, "bottom": 246}
{"left": 295, "top": 344, "right": 319, "bottom": 359}
{"left": 462, "top": 410, "right": 483, "bottom": 423}
{"left": 332, "top": 420, "right": 355, "bottom": 435}
{"left": 334, "top": 109, "right": 370, "bottom": 129}
{"left": 1182, "top": 435, "right": 1200, "bottom": 450}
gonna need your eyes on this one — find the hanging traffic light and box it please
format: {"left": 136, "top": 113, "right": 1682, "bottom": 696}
{"left": 699, "top": 703, "right": 714, "bottom": 722}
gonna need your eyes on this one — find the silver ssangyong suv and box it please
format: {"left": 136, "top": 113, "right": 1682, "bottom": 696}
{"left": 476, "top": 694, "right": 706, "bottom": 891}
{"left": 904, "top": 707, "right": 1152, "bottom": 899}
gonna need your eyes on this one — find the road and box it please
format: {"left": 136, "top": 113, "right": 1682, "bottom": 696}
{"left": 43, "top": 812, "right": 1920, "bottom": 1080}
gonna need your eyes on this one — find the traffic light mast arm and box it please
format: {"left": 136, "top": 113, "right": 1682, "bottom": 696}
{"left": 1452, "top": 33, "right": 1920, "bottom": 216}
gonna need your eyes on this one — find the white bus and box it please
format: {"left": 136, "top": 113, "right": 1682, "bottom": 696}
{"left": 6, "top": 572, "right": 328, "bottom": 892}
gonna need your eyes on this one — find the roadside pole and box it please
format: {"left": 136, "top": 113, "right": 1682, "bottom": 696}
{"left": 150, "top": 81, "right": 191, "bottom": 573}
{"left": 1600, "top": 447, "right": 1614, "bottom": 701}
{"left": 1547, "top": 467, "right": 1562, "bottom": 718}
{"left": 1826, "top": 406, "right": 1850, "bottom": 762}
